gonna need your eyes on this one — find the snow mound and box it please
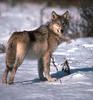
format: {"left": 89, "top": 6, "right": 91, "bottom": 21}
{"left": 67, "top": 48, "right": 78, "bottom": 53}
{"left": 82, "top": 44, "right": 93, "bottom": 48}
{"left": 71, "top": 73, "right": 86, "bottom": 80}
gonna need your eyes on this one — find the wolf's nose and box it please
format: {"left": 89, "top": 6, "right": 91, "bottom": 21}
{"left": 61, "top": 29, "right": 64, "bottom": 33}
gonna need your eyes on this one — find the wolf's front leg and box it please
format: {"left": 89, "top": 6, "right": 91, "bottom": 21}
{"left": 38, "top": 58, "right": 45, "bottom": 80}
{"left": 43, "top": 51, "right": 57, "bottom": 82}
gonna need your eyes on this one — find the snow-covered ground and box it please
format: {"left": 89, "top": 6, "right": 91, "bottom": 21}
{"left": 0, "top": 3, "right": 93, "bottom": 100}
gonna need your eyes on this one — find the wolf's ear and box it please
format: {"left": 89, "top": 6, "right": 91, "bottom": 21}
{"left": 51, "top": 11, "right": 58, "bottom": 20}
{"left": 62, "top": 11, "right": 69, "bottom": 19}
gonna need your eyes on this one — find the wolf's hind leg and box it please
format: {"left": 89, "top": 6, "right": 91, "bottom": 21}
{"left": 8, "top": 43, "right": 28, "bottom": 84}
{"left": 8, "top": 57, "right": 23, "bottom": 84}
{"left": 2, "top": 41, "right": 16, "bottom": 84}
{"left": 2, "top": 65, "right": 10, "bottom": 83}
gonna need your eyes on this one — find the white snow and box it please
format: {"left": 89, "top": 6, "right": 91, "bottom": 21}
{"left": 54, "top": 52, "right": 67, "bottom": 55}
{"left": 76, "top": 82, "right": 92, "bottom": 85}
{"left": 71, "top": 73, "right": 86, "bottom": 80}
{"left": 67, "top": 47, "right": 78, "bottom": 53}
{"left": 82, "top": 44, "right": 93, "bottom": 48}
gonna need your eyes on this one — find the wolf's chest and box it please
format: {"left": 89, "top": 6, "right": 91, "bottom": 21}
{"left": 26, "top": 41, "right": 48, "bottom": 59}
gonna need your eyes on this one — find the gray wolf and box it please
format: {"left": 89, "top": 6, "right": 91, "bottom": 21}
{"left": 2, "top": 11, "right": 70, "bottom": 84}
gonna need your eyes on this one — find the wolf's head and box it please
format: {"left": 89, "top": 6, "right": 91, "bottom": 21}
{"left": 49, "top": 11, "right": 70, "bottom": 37}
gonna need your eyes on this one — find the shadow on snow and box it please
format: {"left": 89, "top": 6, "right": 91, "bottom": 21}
{"left": 13, "top": 67, "right": 93, "bottom": 85}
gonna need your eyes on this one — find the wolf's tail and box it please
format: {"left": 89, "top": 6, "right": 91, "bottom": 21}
{"left": 6, "top": 40, "right": 16, "bottom": 71}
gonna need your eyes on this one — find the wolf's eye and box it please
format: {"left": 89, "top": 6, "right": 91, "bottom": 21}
{"left": 61, "top": 20, "right": 65, "bottom": 25}
{"left": 57, "top": 22, "right": 61, "bottom": 25}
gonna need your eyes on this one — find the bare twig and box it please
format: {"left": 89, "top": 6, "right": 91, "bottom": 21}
{"left": 51, "top": 56, "right": 59, "bottom": 71}
{"left": 51, "top": 55, "right": 70, "bottom": 83}
{"left": 61, "top": 59, "right": 71, "bottom": 74}
{"left": 0, "top": 44, "right": 6, "bottom": 53}
{"left": 51, "top": 56, "right": 62, "bottom": 83}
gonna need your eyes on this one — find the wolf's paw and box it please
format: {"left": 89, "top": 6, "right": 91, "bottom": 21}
{"left": 40, "top": 77, "right": 47, "bottom": 81}
{"left": 8, "top": 80, "right": 14, "bottom": 85}
{"left": 2, "top": 79, "right": 7, "bottom": 84}
{"left": 48, "top": 78, "right": 57, "bottom": 82}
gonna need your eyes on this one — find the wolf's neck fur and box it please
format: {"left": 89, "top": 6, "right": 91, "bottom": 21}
{"left": 45, "top": 22, "right": 63, "bottom": 45}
